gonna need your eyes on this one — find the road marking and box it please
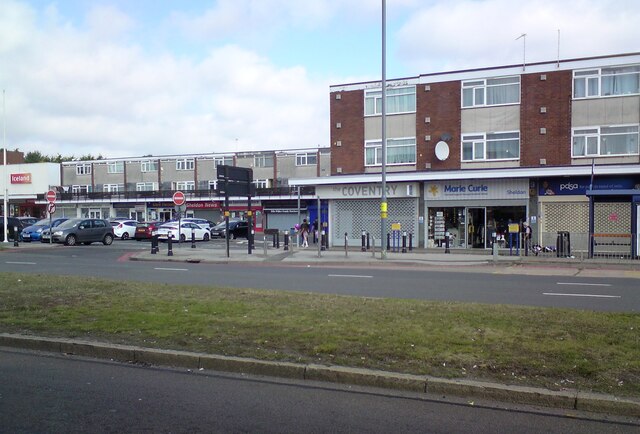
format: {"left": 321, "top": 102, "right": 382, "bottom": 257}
{"left": 154, "top": 267, "right": 189, "bottom": 272}
{"left": 328, "top": 274, "right": 373, "bottom": 279}
{"left": 5, "top": 261, "right": 37, "bottom": 265}
{"left": 556, "top": 282, "right": 611, "bottom": 287}
{"left": 543, "top": 292, "right": 621, "bottom": 298}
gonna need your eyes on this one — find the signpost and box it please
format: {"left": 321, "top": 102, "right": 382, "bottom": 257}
{"left": 46, "top": 190, "right": 57, "bottom": 203}
{"left": 173, "top": 191, "right": 185, "bottom": 242}
{"left": 172, "top": 191, "right": 185, "bottom": 206}
{"left": 217, "top": 165, "right": 254, "bottom": 257}
{"left": 46, "top": 191, "right": 57, "bottom": 244}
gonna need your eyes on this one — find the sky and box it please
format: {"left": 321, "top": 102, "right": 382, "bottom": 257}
{"left": 1, "top": 0, "right": 639, "bottom": 159}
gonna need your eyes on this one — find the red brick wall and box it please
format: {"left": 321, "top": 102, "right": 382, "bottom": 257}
{"left": 330, "top": 90, "right": 364, "bottom": 174}
{"left": 0, "top": 150, "right": 25, "bottom": 165}
{"left": 416, "top": 81, "right": 461, "bottom": 171}
{"left": 520, "top": 70, "right": 572, "bottom": 166}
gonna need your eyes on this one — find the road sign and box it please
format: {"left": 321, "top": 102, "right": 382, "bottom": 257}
{"left": 172, "top": 191, "right": 185, "bottom": 206}
{"left": 46, "top": 190, "right": 57, "bottom": 203}
{"left": 47, "top": 203, "right": 56, "bottom": 214}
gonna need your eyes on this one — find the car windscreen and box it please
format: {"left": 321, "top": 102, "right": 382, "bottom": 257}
{"left": 55, "top": 219, "right": 81, "bottom": 229}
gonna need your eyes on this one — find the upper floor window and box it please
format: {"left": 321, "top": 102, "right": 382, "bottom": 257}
{"left": 254, "top": 154, "right": 274, "bottom": 168}
{"left": 208, "top": 180, "right": 217, "bottom": 190}
{"left": 215, "top": 156, "right": 233, "bottom": 166}
{"left": 296, "top": 152, "right": 317, "bottom": 166}
{"left": 103, "top": 184, "right": 123, "bottom": 193}
{"left": 572, "top": 125, "right": 639, "bottom": 157}
{"left": 364, "top": 86, "right": 416, "bottom": 116}
{"left": 136, "top": 182, "right": 157, "bottom": 192}
{"left": 76, "top": 163, "right": 92, "bottom": 175}
{"left": 71, "top": 185, "right": 91, "bottom": 194}
{"left": 574, "top": 65, "right": 640, "bottom": 98}
{"left": 462, "top": 76, "right": 520, "bottom": 108}
{"left": 107, "top": 161, "right": 124, "bottom": 174}
{"left": 174, "top": 181, "right": 195, "bottom": 191}
{"left": 141, "top": 160, "right": 158, "bottom": 172}
{"left": 462, "top": 131, "right": 520, "bottom": 161}
{"left": 253, "top": 179, "right": 270, "bottom": 189}
{"left": 176, "top": 158, "right": 195, "bottom": 171}
{"left": 365, "top": 138, "right": 416, "bottom": 166}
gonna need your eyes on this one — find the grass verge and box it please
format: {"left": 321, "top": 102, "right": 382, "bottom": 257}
{"left": 0, "top": 272, "right": 638, "bottom": 397}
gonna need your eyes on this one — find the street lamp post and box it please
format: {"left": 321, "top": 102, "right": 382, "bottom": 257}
{"left": 3, "top": 89, "right": 8, "bottom": 243}
{"left": 380, "top": 0, "right": 388, "bottom": 259}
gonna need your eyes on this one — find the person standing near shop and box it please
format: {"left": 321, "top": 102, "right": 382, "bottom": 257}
{"left": 300, "top": 218, "right": 310, "bottom": 248}
{"left": 523, "top": 221, "right": 532, "bottom": 255}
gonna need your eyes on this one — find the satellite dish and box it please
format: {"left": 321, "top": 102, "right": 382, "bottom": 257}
{"left": 435, "top": 141, "right": 450, "bottom": 161}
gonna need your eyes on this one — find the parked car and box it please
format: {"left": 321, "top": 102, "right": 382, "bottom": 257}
{"left": 134, "top": 221, "right": 163, "bottom": 241}
{"left": 21, "top": 218, "right": 69, "bottom": 242}
{"left": 168, "top": 217, "right": 215, "bottom": 231}
{"left": 0, "top": 216, "right": 39, "bottom": 241}
{"left": 51, "top": 218, "right": 115, "bottom": 246}
{"left": 210, "top": 220, "right": 249, "bottom": 239}
{"left": 110, "top": 219, "right": 138, "bottom": 240}
{"left": 156, "top": 222, "right": 210, "bottom": 242}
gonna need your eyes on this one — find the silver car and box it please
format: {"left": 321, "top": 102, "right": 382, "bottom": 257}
{"left": 51, "top": 218, "right": 115, "bottom": 246}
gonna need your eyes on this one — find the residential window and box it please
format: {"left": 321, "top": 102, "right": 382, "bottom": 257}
{"left": 574, "top": 65, "right": 640, "bottom": 98}
{"left": 253, "top": 179, "right": 270, "bottom": 189}
{"left": 254, "top": 154, "right": 274, "bottom": 168}
{"left": 76, "top": 163, "right": 92, "bottom": 175}
{"left": 462, "top": 132, "right": 520, "bottom": 161}
{"left": 462, "top": 76, "right": 520, "bottom": 108}
{"left": 174, "top": 181, "right": 195, "bottom": 191}
{"left": 365, "top": 138, "right": 416, "bottom": 166}
{"left": 215, "top": 156, "right": 233, "bottom": 166}
{"left": 71, "top": 185, "right": 91, "bottom": 194}
{"left": 107, "top": 161, "right": 124, "bottom": 174}
{"left": 208, "top": 180, "right": 217, "bottom": 190}
{"left": 365, "top": 86, "right": 416, "bottom": 116}
{"left": 136, "top": 182, "right": 157, "bottom": 192}
{"left": 141, "top": 160, "right": 158, "bottom": 172}
{"left": 103, "top": 184, "right": 123, "bottom": 193}
{"left": 572, "top": 125, "right": 639, "bottom": 157}
{"left": 296, "top": 152, "right": 318, "bottom": 166}
{"left": 176, "top": 158, "right": 195, "bottom": 170}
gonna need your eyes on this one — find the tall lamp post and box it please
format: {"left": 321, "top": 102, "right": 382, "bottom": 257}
{"left": 3, "top": 89, "right": 8, "bottom": 243}
{"left": 380, "top": 0, "right": 388, "bottom": 259}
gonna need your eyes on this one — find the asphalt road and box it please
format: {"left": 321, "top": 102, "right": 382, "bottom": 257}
{"left": 1, "top": 348, "right": 637, "bottom": 433}
{"left": 1, "top": 241, "right": 639, "bottom": 312}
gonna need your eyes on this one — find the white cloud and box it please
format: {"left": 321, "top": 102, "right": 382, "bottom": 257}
{"left": 395, "top": 0, "right": 640, "bottom": 72}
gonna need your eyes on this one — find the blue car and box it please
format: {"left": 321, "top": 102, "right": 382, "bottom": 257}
{"left": 21, "top": 218, "right": 69, "bottom": 242}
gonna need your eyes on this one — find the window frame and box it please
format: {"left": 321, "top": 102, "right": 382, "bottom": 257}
{"left": 174, "top": 181, "right": 195, "bottom": 191}
{"left": 571, "top": 124, "right": 640, "bottom": 158}
{"left": 573, "top": 65, "right": 640, "bottom": 99}
{"left": 141, "top": 160, "right": 158, "bottom": 172}
{"left": 364, "top": 85, "right": 416, "bottom": 116}
{"left": 75, "top": 163, "right": 92, "bottom": 175}
{"left": 103, "top": 183, "right": 123, "bottom": 193}
{"left": 71, "top": 184, "right": 91, "bottom": 194}
{"left": 214, "top": 156, "right": 233, "bottom": 166}
{"left": 107, "top": 161, "right": 124, "bottom": 174}
{"left": 136, "top": 182, "right": 157, "bottom": 192}
{"left": 364, "top": 137, "right": 417, "bottom": 166}
{"left": 461, "top": 131, "right": 521, "bottom": 162}
{"left": 253, "top": 179, "right": 270, "bottom": 189}
{"left": 176, "top": 158, "right": 195, "bottom": 171}
{"left": 295, "top": 152, "right": 318, "bottom": 166}
{"left": 253, "top": 154, "right": 274, "bottom": 168}
{"left": 461, "top": 76, "right": 521, "bottom": 108}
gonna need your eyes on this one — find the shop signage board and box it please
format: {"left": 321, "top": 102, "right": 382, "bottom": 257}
{"left": 317, "top": 183, "right": 419, "bottom": 199}
{"left": 11, "top": 173, "right": 32, "bottom": 184}
{"left": 538, "top": 176, "right": 640, "bottom": 196}
{"left": 424, "top": 179, "right": 529, "bottom": 200}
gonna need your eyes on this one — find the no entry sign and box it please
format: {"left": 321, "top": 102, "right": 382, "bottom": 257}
{"left": 46, "top": 190, "right": 57, "bottom": 203}
{"left": 172, "top": 191, "right": 186, "bottom": 206}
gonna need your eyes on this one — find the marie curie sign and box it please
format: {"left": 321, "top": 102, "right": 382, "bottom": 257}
{"left": 425, "top": 179, "right": 529, "bottom": 200}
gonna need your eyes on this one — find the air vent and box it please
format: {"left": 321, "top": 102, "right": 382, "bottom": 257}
{"left": 540, "top": 74, "right": 547, "bottom": 81}
{"left": 424, "top": 85, "right": 431, "bottom": 91}
{"left": 336, "top": 167, "right": 342, "bottom": 173}
{"left": 336, "top": 122, "right": 341, "bottom": 129}
{"left": 425, "top": 162, "right": 432, "bottom": 169}
{"left": 335, "top": 140, "right": 342, "bottom": 147}
{"left": 335, "top": 93, "right": 342, "bottom": 100}
{"left": 540, "top": 158, "right": 547, "bottom": 165}
{"left": 540, "top": 106, "right": 547, "bottom": 114}
{"left": 424, "top": 117, "right": 431, "bottom": 124}
{"left": 540, "top": 127, "right": 547, "bottom": 135}
{"left": 425, "top": 135, "right": 431, "bottom": 141}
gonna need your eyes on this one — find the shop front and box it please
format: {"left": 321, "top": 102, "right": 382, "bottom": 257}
{"left": 316, "top": 182, "right": 420, "bottom": 247}
{"left": 425, "top": 179, "right": 529, "bottom": 249}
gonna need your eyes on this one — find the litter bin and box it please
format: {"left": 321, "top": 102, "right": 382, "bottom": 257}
{"left": 556, "top": 231, "right": 571, "bottom": 257}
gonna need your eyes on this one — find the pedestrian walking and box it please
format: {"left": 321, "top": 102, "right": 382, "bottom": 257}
{"left": 300, "top": 218, "right": 310, "bottom": 248}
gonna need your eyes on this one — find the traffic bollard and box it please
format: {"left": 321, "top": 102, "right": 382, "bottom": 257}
{"left": 151, "top": 233, "right": 158, "bottom": 254}
{"left": 167, "top": 232, "right": 173, "bottom": 256}
{"left": 361, "top": 230, "right": 366, "bottom": 252}
{"left": 345, "top": 232, "right": 349, "bottom": 256}
{"left": 366, "top": 232, "right": 370, "bottom": 250}
{"left": 191, "top": 228, "right": 196, "bottom": 248}
{"left": 386, "top": 232, "right": 390, "bottom": 251}
{"left": 409, "top": 233, "right": 413, "bottom": 251}
{"left": 402, "top": 231, "right": 407, "bottom": 253}
{"left": 284, "top": 231, "right": 289, "bottom": 251}
{"left": 445, "top": 232, "right": 450, "bottom": 254}
{"left": 13, "top": 226, "right": 19, "bottom": 247}
{"left": 321, "top": 230, "right": 326, "bottom": 251}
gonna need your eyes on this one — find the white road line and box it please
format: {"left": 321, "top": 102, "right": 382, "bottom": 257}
{"left": 5, "top": 261, "right": 37, "bottom": 265}
{"left": 543, "top": 292, "right": 621, "bottom": 298}
{"left": 328, "top": 274, "right": 373, "bottom": 279}
{"left": 154, "top": 267, "right": 189, "bottom": 272}
{"left": 557, "top": 282, "right": 612, "bottom": 287}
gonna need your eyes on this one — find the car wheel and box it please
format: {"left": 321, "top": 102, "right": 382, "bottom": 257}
{"left": 203, "top": 233, "right": 210, "bottom": 241}
{"left": 65, "top": 234, "right": 77, "bottom": 246}
{"left": 121, "top": 232, "right": 129, "bottom": 240}
{"left": 103, "top": 234, "right": 114, "bottom": 245}
{"left": 180, "top": 233, "right": 186, "bottom": 242}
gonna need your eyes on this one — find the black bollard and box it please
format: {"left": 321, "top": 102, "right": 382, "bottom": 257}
{"left": 13, "top": 226, "right": 19, "bottom": 247}
{"left": 321, "top": 230, "right": 326, "bottom": 251}
{"left": 445, "top": 233, "right": 450, "bottom": 254}
{"left": 167, "top": 233, "right": 174, "bottom": 256}
{"left": 151, "top": 233, "right": 158, "bottom": 254}
{"left": 386, "top": 232, "right": 390, "bottom": 251}
{"left": 272, "top": 233, "right": 277, "bottom": 248}
{"left": 276, "top": 231, "right": 280, "bottom": 249}
{"left": 191, "top": 229, "right": 196, "bottom": 248}
{"left": 366, "top": 232, "right": 370, "bottom": 250}
{"left": 361, "top": 230, "right": 366, "bottom": 252}
{"left": 284, "top": 231, "right": 289, "bottom": 251}
{"left": 402, "top": 231, "right": 407, "bottom": 253}
{"left": 409, "top": 233, "right": 413, "bottom": 251}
